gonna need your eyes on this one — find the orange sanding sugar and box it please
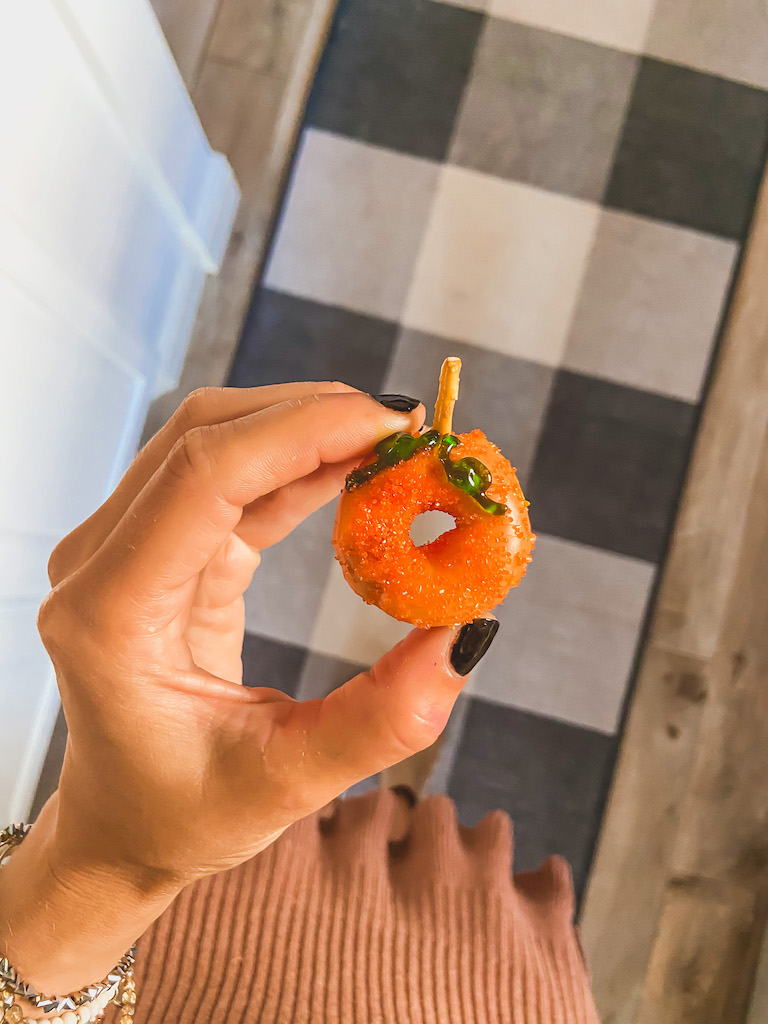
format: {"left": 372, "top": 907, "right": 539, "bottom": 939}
{"left": 333, "top": 430, "right": 534, "bottom": 628}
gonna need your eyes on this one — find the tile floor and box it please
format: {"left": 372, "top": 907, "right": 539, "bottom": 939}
{"left": 33, "top": 0, "right": 768, "bottom": 900}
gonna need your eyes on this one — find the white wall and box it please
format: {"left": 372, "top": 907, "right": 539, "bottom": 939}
{"left": 0, "top": 0, "right": 239, "bottom": 823}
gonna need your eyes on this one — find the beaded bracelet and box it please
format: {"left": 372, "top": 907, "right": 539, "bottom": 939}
{"left": 0, "top": 825, "right": 137, "bottom": 1024}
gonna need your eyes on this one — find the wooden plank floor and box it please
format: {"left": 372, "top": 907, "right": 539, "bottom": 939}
{"left": 151, "top": 0, "right": 221, "bottom": 88}
{"left": 581, "top": 162, "right": 768, "bottom": 1023}
{"left": 146, "top": 0, "right": 338, "bottom": 441}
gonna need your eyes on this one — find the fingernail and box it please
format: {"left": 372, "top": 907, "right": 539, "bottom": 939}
{"left": 450, "top": 618, "right": 499, "bottom": 676}
{"left": 371, "top": 394, "right": 422, "bottom": 413}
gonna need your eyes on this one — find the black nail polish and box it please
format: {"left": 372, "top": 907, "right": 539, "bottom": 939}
{"left": 450, "top": 618, "right": 499, "bottom": 676}
{"left": 371, "top": 394, "right": 421, "bottom": 413}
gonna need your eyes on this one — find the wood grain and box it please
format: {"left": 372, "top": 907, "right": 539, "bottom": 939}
{"left": 651, "top": 182, "right": 768, "bottom": 661}
{"left": 150, "top": 0, "right": 222, "bottom": 88}
{"left": 581, "top": 164, "right": 768, "bottom": 1021}
{"left": 636, "top": 417, "right": 768, "bottom": 1022}
{"left": 579, "top": 648, "right": 710, "bottom": 1024}
{"left": 142, "top": 0, "right": 339, "bottom": 442}
{"left": 208, "top": 0, "right": 311, "bottom": 78}
{"left": 640, "top": 877, "right": 767, "bottom": 1024}
{"left": 747, "top": 928, "right": 768, "bottom": 1023}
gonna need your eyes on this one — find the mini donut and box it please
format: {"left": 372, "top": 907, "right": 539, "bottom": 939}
{"left": 332, "top": 358, "right": 535, "bottom": 628}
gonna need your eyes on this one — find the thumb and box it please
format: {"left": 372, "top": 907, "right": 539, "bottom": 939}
{"left": 283, "top": 619, "right": 498, "bottom": 796}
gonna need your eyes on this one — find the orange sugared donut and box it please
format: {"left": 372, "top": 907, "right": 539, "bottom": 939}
{"left": 333, "top": 428, "right": 534, "bottom": 628}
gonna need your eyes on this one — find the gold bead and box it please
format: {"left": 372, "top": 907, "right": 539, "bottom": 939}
{"left": 121, "top": 991, "right": 136, "bottom": 1006}
{"left": 6, "top": 1006, "right": 23, "bottom": 1024}
{"left": 119, "top": 1014, "right": 134, "bottom": 1024}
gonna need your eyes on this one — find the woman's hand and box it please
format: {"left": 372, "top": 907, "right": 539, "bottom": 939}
{"left": 0, "top": 384, "right": 476, "bottom": 996}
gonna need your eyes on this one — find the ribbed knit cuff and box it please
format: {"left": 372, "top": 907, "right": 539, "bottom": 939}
{"left": 107, "top": 792, "right": 599, "bottom": 1024}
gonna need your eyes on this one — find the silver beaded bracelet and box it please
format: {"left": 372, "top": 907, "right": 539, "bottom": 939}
{"left": 0, "top": 824, "right": 137, "bottom": 1023}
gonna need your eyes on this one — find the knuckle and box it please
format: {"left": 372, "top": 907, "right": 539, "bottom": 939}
{"left": 177, "top": 386, "right": 220, "bottom": 429}
{"left": 166, "top": 424, "right": 216, "bottom": 483}
{"left": 47, "top": 510, "right": 108, "bottom": 584}
{"left": 273, "top": 778, "right": 314, "bottom": 817}
{"left": 36, "top": 587, "right": 60, "bottom": 640}
{"left": 38, "top": 576, "right": 121, "bottom": 666}
{"left": 37, "top": 582, "right": 79, "bottom": 652}
{"left": 47, "top": 537, "right": 78, "bottom": 586}
{"left": 385, "top": 711, "right": 436, "bottom": 757}
{"left": 364, "top": 671, "right": 438, "bottom": 757}
{"left": 280, "top": 394, "right": 313, "bottom": 414}
{"left": 352, "top": 671, "right": 436, "bottom": 761}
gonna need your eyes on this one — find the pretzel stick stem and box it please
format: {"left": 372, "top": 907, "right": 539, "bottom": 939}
{"left": 433, "top": 357, "right": 461, "bottom": 435}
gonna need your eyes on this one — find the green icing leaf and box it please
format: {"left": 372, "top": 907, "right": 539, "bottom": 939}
{"left": 437, "top": 444, "right": 506, "bottom": 516}
{"left": 345, "top": 430, "right": 507, "bottom": 516}
{"left": 345, "top": 430, "right": 439, "bottom": 489}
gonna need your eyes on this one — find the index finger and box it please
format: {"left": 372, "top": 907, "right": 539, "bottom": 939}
{"left": 49, "top": 381, "right": 358, "bottom": 585}
{"left": 88, "top": 392, "right": 424, "bottom": 618}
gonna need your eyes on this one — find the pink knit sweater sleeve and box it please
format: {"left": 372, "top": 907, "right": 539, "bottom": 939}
{"left": 107, "top": 791, "right": 600, "bottom": 1024}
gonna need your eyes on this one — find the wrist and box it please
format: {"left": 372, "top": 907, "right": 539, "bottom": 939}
{"left": 53, "top": 784, "right": 190, "bottom": 899}
{"left": 0, "top": 794, "right": 182, "bottom": 997}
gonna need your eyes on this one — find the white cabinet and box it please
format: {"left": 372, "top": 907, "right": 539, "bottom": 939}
{"left": 0, "top": 0, "right": 239, "bottom": 822}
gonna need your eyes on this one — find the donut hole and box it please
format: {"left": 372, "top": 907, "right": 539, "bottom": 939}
{"left": 410, "top": 510, "right": 457, "bottom": 547}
